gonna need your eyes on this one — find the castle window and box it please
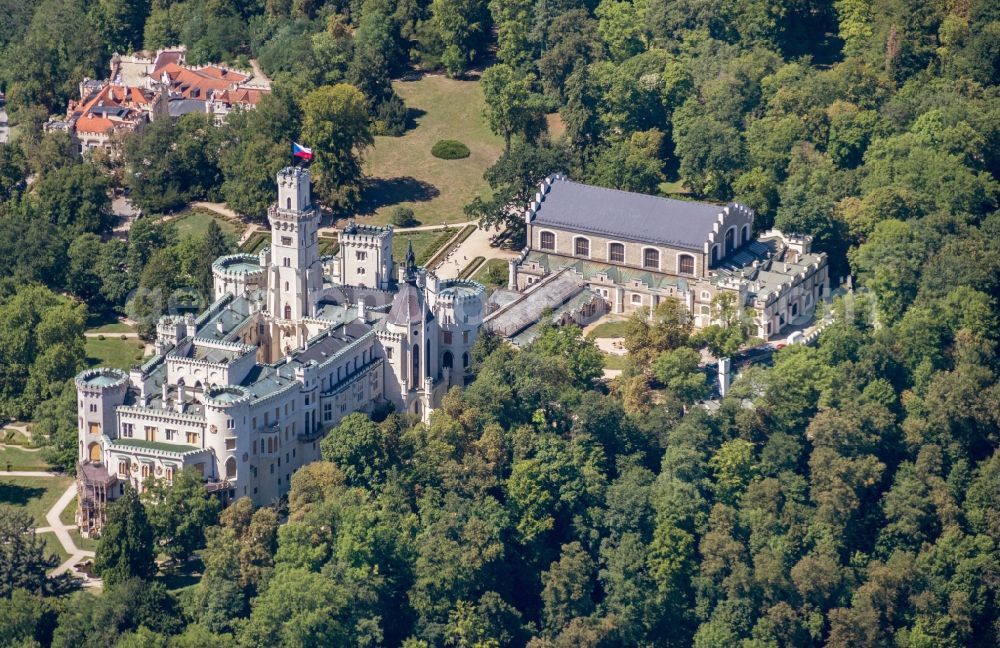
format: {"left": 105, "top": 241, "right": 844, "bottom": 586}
{"left": 462, "top": 352, "right": 469, "bottom": 368}
{"left": 443, "top": 331, "right": 452, "bottom": 344}
{"left": 227, "top": 419, "right": 236, "bottom": 430}
{"left": 225, "top": 438, "right": 236, "bottom": 451}
{"left": 141, "top": 464, "right": 150, "bottom": 478}
{"left": 540, "top": 231, "right": 555, "bottom": 251}
{"left": 118, "top": 461, "right": 128, "bottom": 477}
{"left": 741, "top": 224, "right": 750, "bottom": 245}
{"left": 631, "top": 293, "right": 642, "bottom": 304}
{"left": 358, "top": 268, "right": 365, "bottom": 275}
{"left": 281, "top": 236, "right": 292, "bottom": 246}
{"left": 89, "top": 422, "right": 101, "bottom": 435}
{"left": 725, "top": 227, "right": 735, "bottom": 255}
{"left": 574, "top": 237, "right": 590, "bottom": 257}
{"left": 284, "top": 305, "right": 291, "bottom": 319}
{"left": 463, "top": 331, "right": 469, "bottom": 344}
{"left": 122, "top": 423, "right": 133, "bottom": 438}
{"left": 89, "top": 403, "right": 97, "bottom": 413}
{"left": 443, "top": 351, "right": 453, "bottom": 368}
{"left": 324, "top": 402, "right": 332, "bottom": 421}
{"left": 164, "top": 429, "right": 176, "bottom": 441}
{"left": 643, "top": 248, "right": 660, "bottom": 270}
{"left": 356, "top": 251, "right": 367, "bottom": 261}
{"left": 186, "top": 432, "right": 199, "bottom": 445}
{"left": 385, "top": 347, "right": 392, "bottom": 359}
{"left": 711, "top": 246, "right": 719, "bottom": 267}
{"left": 701, "top": 306, "right": 710, "bottom": 315}
{"left": 286, "top": 197, "right": 291, "bottom": 209}
{"left": 283, "top": 258, "right": 290, "bottom": 267}
{"left": 678, "top": 254, "right": 695, "bottom": 275}
{"left": 225, "top": 457, "right": 237, "bottom": 479}
{"left": 609, "top": 242, "right": 625, "bottom": 263}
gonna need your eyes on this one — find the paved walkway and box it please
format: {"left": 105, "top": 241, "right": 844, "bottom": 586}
{"left": 0, "top": 470, "right": 99, "bottom": 584}
{"left": 190, "top": 201, "right": 241, "bottom": 220}
{"left": 45, "top": 483, "right": 97, "bottom": 580}
{"left": 0, "top": 108, "right": 9, "bottom": 144}
{"left": 433, "top": 224, "right": 518, "bottom": 280}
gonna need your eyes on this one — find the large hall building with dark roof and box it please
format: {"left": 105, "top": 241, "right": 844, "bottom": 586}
{"left": 488, "top": 175, "right": 830, "bottom": 343}
{"left": 74, "top": 168, "right": 484, "bottom": 536}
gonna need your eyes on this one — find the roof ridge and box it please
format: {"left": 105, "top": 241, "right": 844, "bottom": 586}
{"left": 554, "top": 177, "right": 726, "bottom": 211}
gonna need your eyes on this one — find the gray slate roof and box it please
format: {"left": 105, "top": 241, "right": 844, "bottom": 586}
{"left": 532, "top": 178, "right": 726, "bottom": 250}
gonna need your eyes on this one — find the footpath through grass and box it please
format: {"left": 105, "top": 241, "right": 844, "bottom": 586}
{"left": 362, "top": 75, "right": 503, "bottom": 227}
{"left": 0, "top": 476, "right": 73, "bottom": 527}
{"left": 0, "top": 446, "right": 51, "bottom": 472}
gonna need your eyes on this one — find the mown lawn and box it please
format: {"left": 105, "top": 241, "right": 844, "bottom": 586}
{"left": 603, "top": 353, "right": 629, "bottom": 371}
{"left": 588, "top": 319, "right": 631, "bottom": 338}
{"left": 86, "top": 337, "right": 146, "bottom": 370}
{"left": 0, "top": 446, "right": 51, "bottom": 472}
{"left": 69, "top": 528, "right": 98, "bottom": 552}
{"left": 39, "top": 530, "right": 69, "bottom": 563}
{"left": 170, "top": 208, "right": 246, "bottom": 239}
{"left": 361, "top": 75, "right": 503, "bottom": 226}
{"left": 0, "top": 476, "right": 73, "bottom": 527}
{"left": 86, "top": 321, "right": 135, "bottom": 334}
{"left": 393, "top": 228, "right": 457, "bottom": 267}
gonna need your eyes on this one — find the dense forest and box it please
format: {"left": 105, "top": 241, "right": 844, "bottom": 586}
{"left": 2, "top": 0, "right": 1000, "bottom": 646}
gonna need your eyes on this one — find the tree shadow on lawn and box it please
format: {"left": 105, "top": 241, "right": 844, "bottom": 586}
{"left": 405, "top": 107, "right": 427, "bottom": 132}
{"left": 357, "top": 176, "right": 440, "bottom": 215}
{"left": 0, "top": 482, "right": 46, "bottom": 506}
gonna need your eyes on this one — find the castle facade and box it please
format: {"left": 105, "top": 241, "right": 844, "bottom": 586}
{"left": 75, "top": 168, "right": 484, "bottom": 535}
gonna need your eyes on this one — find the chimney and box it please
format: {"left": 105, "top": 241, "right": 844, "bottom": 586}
{"left": 161, "top": 382, "right": 169, "bottom": 408}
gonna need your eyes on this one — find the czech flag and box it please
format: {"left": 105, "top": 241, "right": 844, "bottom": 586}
{"left": 292, "top": 142, "right": 313, "bottom": 161}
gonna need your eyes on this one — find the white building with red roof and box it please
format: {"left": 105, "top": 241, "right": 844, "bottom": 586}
{"left": 48, "top": 46, "right": 271, "bottom": 154}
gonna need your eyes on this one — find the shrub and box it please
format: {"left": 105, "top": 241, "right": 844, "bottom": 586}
{"left": 97, "top": 334, "right": 106, "bottom": 341}
{"left": 120, "top": 334, "right": 128, "bottom": 340}
{"left": 431, "top": 139, "right": 470, "bottom": 160}
{"left": 390, "top": 206, "right": 418, "bottom": 227}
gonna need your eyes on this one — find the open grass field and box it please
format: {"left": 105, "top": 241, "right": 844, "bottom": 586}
{"left": 86, "top": 321, "right": 135, "bottom": 334}
{"left": 588, "top": 320, "right": 632, "bottom": 338}
{"left": 0, "top": 446, "right": 51, "bottom": 472}
{"left": 170, "top": 208, "right": 246, "bottom": 239}
{"left": 394, "top": 228, "right": 457, "bottom": 267}
{"left": 360, "top": 75, "right": 503, "bottom": 227}
{"left": 39, "top": 530, "right": 69, "bottom": 563}
{"left": 86, "top": 336, "right": 146, "bottom": 370}
{"left": 0, "top": 476, "right": 73, "bottom": 527}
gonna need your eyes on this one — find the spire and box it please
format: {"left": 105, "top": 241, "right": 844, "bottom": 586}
{"left": 404, "top": 240, "right": 416, "bottom": 283}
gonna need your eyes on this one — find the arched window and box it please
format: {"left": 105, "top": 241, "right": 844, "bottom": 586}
{"left": 412, "top": 343, "right": 420, "bottom": 387}
{"left": 724, "top": 227, "right": 735, "bottom": 255}
{"left": 442, "top": 351, "right": 453, "bottom": 368}
{"left": 609, "top": 242, "right": 625, "bottom": 263}
{"left": 574, "top": 237, "right": 590, "bottom": 257}
{"left": 643, "top": 248, "right": 659, "bottom": 269}
{"left": 678, "top": 254, "right": 695, "bottom": 275}
{"left": 462, "top": 352, "right": 469, "bottom": 368}
{"left": 225, "top": 457, "right": 237, "bottom": 479}
{"left": 711, "top": 245, "right": 719, "bottom": 267}
{"left": 286, "top": 197, "right": 292, "bottom": 209}
{"left": 284, "top": 304, "right": 291, "bottom": 319}
{"left": 540, "top": 231, "right": 555, "bottom": 251}
{"left": 741, "top": 224, "right": 750, "bottom": 245}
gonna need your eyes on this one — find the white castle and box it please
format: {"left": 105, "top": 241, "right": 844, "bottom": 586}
{"left": 75, "top": 168, "right": 485, "bottom": 536}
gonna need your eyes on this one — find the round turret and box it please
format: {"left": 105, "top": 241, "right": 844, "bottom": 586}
{"left": 76, "top": 368, "right": 130, "bottom": 464}
{"left": 203, "top": 386, "right": 252, "bottom": 487}
{"left": 212, "top": 253, "right": 265, "bottom": 300}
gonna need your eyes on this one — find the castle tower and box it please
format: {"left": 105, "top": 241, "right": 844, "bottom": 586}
{"left": 75, "top": 368, "right": 130, "bottom": 465}
{"left": 431, "top": 278, "right": 486, "bottom": 390}
{"left": 338, "top": 221, "right": 394, "bottom": 290}
{"left": 267, "top": 167, "right": 323, "bottom": 324}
